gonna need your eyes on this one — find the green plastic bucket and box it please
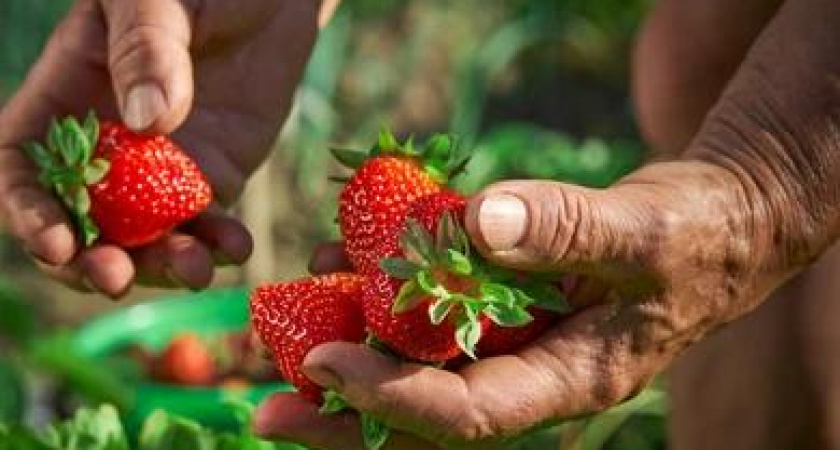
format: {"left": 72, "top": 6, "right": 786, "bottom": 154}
{"left": 72, "top": 287, "right": 292, "bottom": 432}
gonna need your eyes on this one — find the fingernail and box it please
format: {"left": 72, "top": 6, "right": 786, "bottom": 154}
{"left": 478, "top": 194, "right": 528, "bottom": 251}
{"left": 302, "top": 365, "right": 342, "bottom": 390}
{"left": 124, "top": 82, "right": 166, "bottom": 131}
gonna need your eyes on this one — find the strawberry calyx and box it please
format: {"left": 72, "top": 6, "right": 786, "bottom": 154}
{"left": 330, "top": 129, "right": 470, "bottom": 185}
{"left": 24, "top": 111, "right": 108, "bottom": 246}
{"left": 379, "top": 213, "right": 570, "bottom": 358}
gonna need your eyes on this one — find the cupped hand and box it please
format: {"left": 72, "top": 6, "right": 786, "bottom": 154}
{"left": 0, "top": 0, "right": 320, "bottom": 296}
{"left": 253, "top": 159, "right": 815, "bottom": 450}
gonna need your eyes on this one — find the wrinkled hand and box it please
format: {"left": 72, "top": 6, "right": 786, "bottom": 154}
{"left": 254, "top": 162, "right": 801, "bottom": 450}
{"left": 253, "top": 0, "right": 839, "bottom": 445}
{"left": 0, "top": 0, "right": 320, "bottom": 296}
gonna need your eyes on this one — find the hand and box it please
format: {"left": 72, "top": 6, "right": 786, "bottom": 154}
{"left": 0, "top": 0, "right": 320, "bottom": 297}
{"left": 252, "top": 0, "right": 838, "bottom": 446}
{"left": 253, "top": 161, "right": 802, "bottom": 449}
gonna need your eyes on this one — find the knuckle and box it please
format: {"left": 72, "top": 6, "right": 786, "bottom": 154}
{"left": 589, "top": 351, "right": 638, "bottom": 411}
{"left": 109, "top": 24, "right": 180, "bottom": 78}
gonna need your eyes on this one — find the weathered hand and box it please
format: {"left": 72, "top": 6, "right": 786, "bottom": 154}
{"left": 0, "top": 0, "right": 320, "bottom": 296}
{"left": 253, "top": 0, "right": 838, "bottom": 448}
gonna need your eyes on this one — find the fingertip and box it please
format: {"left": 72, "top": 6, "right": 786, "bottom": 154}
{"left": 253, "top": 393, "right": 316, "bottom": 438}
{"left": 165, "top": 235, "right": 214, "bottom": 290}
{"left": 78, "top": 246, "right": 135, "bottom": 299}
{"left": 182, "top": 213, "right": 253, "bottom": 266}
{"left": 254, "top": 392, "right": 368, "bottom": 450}
{"left": 308, "top": 242, "right": 351, "bottom": 274}
{"left": 27, "top": 223, "right": 78, "bottom": 266}
{"left": 215, "top": 223, "right": 253, "bottom": 265}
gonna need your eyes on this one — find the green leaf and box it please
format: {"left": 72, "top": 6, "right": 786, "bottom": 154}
{"left": 83, "top": 159, "right": 110, "bottom": 185}
{"left": 139, "top": 411, "right": 214, "bottom": 450}
{"left": 24, "top": 142, "right": 54, "bottom": 171}
{"left": 414, "top": 270, "right": 437, "bottom": 294}
{"left": 361, "top": 413, "right": 390, "bottom": 450}
{"left": 376, "top": 128, "right": 399, "bottom": 151}
{"left": 82, "top": 110, "right": 99, "bottom": 162}
{"left": 517, "top": 283, "right": 572, "bottom": 313}
{"left": 485, "top": 303, "right": 533, "bottom": 327}
{"left": 402, "top": 135, "right": 419, "bottom": 156}
{"left": 455, "top": 318, "right": 482, "bottom": 359}
{"left": 435, "top": 211, "right": 456, "bottom": 251}
{"left": 0, "top": 360, "right": 25, "bottom": 422}
{"left": 47, "top": 118, "right": 62, "bottom": 153}
{"left": 27, "top": 337, "right": 132, "bottom": 410}
{"left": 319, "top": 390, "right": 349, "bottom": 414}
{"left": 428, "top": 298, "right": 453, "bottom": 325}
{"left": 480, "top": 283, "right": 517, "bottom": 306}
{"left": 426, "top": 134, "right": 453, "bottom": 158}
{"left": 392, "top": 279, "right": 426, "bottom": 314}
{"left": 79, "top": 215, "right": 100, "bottom": 247}
{"left": 400, "top": 219, "right": 436, "bottom": 264}
{"left": 443, "top": 249, "right": 472, "bottom": 275}
{"left": 45, "top": 405, "right": 129, "bottom": 450}
{"left": 379, "top": 257, "right": 422, "bottom": 280}
{"left": 330, "top": 147, "right": 369, "bottom": 169}
{"left": 64, "top": 116, "right": 91, "bottom": 166}
{"left": 72, "top": 187, "right": 91, "bottom": 215}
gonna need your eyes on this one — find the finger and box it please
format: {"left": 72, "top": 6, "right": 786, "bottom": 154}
{"left": 0, "top": 158, "right": 77, "bottom": 265}
{"left": 464, "top": 180, "right": 651, "bottom": 276}
{"left": 0, "top": 0, "right": 117, "bottom": 266}
{"left": 303, "top": 307, "right": 659, "bottom": 444}
{"left": 131, "top": 233, "right": 215, "bottom": 290}
{"left": 301, "top": 343, "right": 495, "bottom": 444}
{"left": 99, "top": 0, "right": 194, "bottom": 133}
{"left": 568, "top": 276, "right": 612, "bottom": 309}
{"left": 308, "top": 242, "right": 352, "bottom": 274}
{"left": 254, "top": 393, "right": 434, "bottom": 450}
{"left": 179, "top": 208, "right": 254, "bottom": 265}
{"left": 37, "top": 245, "right": 136, "bottom": 299}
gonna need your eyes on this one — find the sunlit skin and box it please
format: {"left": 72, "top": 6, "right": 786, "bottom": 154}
{"left": 1, "top": 0, "right": 838, "bottom": 449}
{"left": 0, "top": 0, "right": 321, "bottom": 296}
{"left": 252, "top": 0, "right": 839, "bottom": 449}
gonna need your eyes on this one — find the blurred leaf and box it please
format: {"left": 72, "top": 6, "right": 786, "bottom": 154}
{"left": 576, "top": 388, "right": 666, "bottom": 450}
{"left": 0, "top": 279, "right": 36, "bottom": 344}
{"left": 27, "top": 336, "right": 133, "bottom": 410}
{"left": 0, "top": 359, "right": 25, "bottom": 423}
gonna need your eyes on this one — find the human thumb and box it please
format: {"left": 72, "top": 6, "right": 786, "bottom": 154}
{"left": 465, "top": 180, "right": 647, "bottom": 273}
{"left": 99, "top": 0, "right": 194, "bottom": 133}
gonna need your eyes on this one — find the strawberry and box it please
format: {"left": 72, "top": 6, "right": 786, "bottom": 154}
{"left": 25, "top": 112, "right": 211, "bottom": 248}
{"left": 250, "top": 273, "right": 366, "bottom": 403}
{"left": 151, "top": 333, "right": 216, "bottom": 386}
{"left": 475, "top": 307, "right": 561, "bottom": 357}
{"left": 365, "top": 191, "right": 570, "bottom": 362}
{"left": 333, "top": 131, "right": 469, "bottom": 274}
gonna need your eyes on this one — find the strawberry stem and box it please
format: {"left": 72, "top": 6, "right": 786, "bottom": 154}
{"left": 330, "top": 129, "right": 470, "bottom": 186}
{"left": 24, "top": 111, "right": 107, "bottom": 246}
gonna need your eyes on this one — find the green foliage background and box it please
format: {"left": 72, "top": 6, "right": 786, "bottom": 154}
{"left": 0, "top": 1, "right": 665, "bottom": 449}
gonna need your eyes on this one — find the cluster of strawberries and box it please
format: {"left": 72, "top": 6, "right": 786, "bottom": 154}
{"left": 249, "top": 131, "right": 570, "bottom": 404}
{"left": 27, "top": 115, "right": 569, "bottom": 441}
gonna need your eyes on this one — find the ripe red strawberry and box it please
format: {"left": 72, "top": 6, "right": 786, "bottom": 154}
{"left": 333, "top": 131, "right": 469, "bottom": 274}
{"left": 26, "top": 113, "right": 211, "bottom": 248}
{"left": 361, "top": 192, "right": 487, "bottom": 362}
{"left": 476, "top": 307, "right": 560, "bottom": 357}
{"left": 362, "top": 270, "right": 489, "bottom": 362}
{"left": 151, "top": 333, "right": 216, "bottom": 386}
{"left": 250, "top": 273, "right": 366, "bottom": 403}
{"left": 365, "top": 191, "right": 569, "bottom": 362}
